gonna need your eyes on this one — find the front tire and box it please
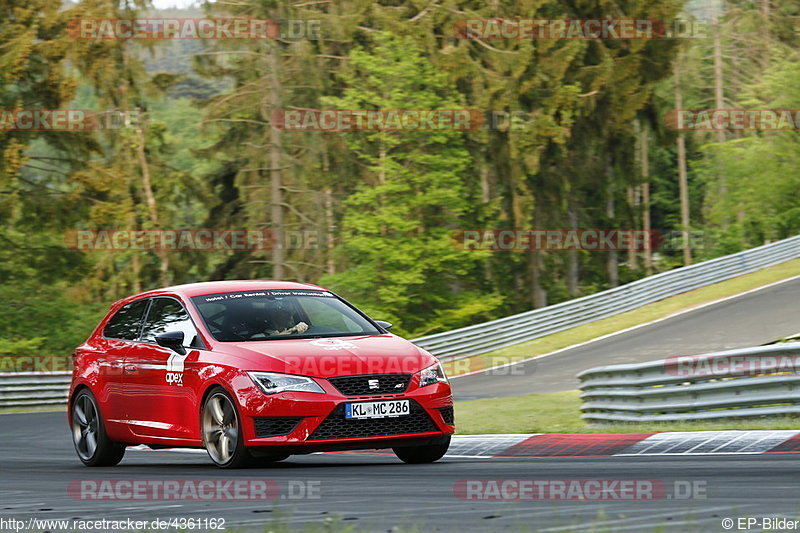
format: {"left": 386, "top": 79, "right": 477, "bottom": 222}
{"left": 201, "top": 388, "right": 253, "bottom": 468}
{"left": 393, "top": 435, "right": 451, "bottom": 464}
{"left": 71, "top": 389, "right": 125, "bottom": 467}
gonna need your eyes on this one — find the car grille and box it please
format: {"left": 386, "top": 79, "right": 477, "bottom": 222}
{"left": 253, "top": 417, "right": 303, "bottom": 438}
{"left": 328, "top": 374, "right": 411, "bottom": 396}
{"left": 438, "top": 406, "right": 455, "bottom": 425}
{"left": 307, "top": 400, "right": 438, "bottom": 440}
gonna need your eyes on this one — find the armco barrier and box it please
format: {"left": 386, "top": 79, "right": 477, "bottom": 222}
{"left": 412, "top": 234, "right": 800, "bottom": 357}
{"left": 0, "top": 372, "right": 71, "bottom": 409}
{"left": 578, "top": 343, "right": 800, "bottom": 422}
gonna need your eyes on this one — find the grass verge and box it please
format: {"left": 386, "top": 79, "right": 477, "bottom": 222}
{"left": 443, "top": 258, "right": 800, "bottom": 377}
{"left": 455, "top": 390, "right": 800, "bottom": 434}
{"left": 0, "top": 407, "right": 65, "bottom": 415}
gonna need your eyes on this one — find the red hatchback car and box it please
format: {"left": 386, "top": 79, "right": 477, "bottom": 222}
{"left": 69, "top": 280, "right": 454, "bottom": 468}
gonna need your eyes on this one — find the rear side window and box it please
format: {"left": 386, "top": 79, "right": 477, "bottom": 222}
{"left": 103, "top": 299, "right": 150, "bottom": 340}
{"left": 141, "top": 297, "right": 200, "bottom": 347}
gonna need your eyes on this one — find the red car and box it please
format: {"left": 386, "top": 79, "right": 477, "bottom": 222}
{"left": 69, "top": 280, "right": 454, "bottom": 468}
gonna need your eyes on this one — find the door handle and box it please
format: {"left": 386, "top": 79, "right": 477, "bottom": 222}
{"left": 123, "top": 364, "right": 138, "bottom": 374}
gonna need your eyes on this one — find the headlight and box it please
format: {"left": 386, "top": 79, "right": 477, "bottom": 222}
{"left": 418, "top": 362, "right": 448, "bottom": 388}
{"left": 247, "top": 371, "right": 325, "bottom": 395}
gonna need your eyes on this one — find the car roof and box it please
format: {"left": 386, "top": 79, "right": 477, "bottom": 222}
{"left": 116, "top": 280, "right": 327, "bottom": 306}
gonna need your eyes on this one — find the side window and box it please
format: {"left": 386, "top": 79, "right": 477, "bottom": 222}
{"left": 141, "top": 297, "right": 200, "bottom": 348}
{"left": 103, "top": 299, "right": 150, "bottom": 340}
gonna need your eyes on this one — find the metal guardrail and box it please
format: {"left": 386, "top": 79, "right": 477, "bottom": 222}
{"left": 0, "top": 372, "right": 71, "bottom": 409}
{"left": 412, "top": 234, "right": 800, "bottom": 358}
{"left": 578, "top": 343, "right": 800, "bottom": 422}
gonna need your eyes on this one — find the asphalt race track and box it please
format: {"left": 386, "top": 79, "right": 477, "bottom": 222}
{"left": 1, "top": 412, "right": 799, "bottom": 532}
{"left": 454, "top": 276, "right": 800, "bottom": 399}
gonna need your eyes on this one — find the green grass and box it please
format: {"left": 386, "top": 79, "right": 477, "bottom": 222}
{"left": 443, "top": 258, "right": 800, "bottom": 377}
{"left": 0, "top": 406, "right": 65, "bottom": 414}
{"left": 455, "top": 391, "right": 586, "bottom": 433}
{"left": 455, "top": 390, "right": 800, "bottom": 434}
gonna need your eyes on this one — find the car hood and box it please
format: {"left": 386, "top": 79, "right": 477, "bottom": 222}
{"left": 214, "top": 334, "right": 437, "bottom": 378}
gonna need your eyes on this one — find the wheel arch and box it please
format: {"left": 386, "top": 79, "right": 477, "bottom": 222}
{"left": 68, "top": 383, "right": 91, "bottom": 412}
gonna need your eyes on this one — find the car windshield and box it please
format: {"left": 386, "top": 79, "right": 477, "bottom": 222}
{"left": 190, "top": 290, "right": 382, "bottom": 342}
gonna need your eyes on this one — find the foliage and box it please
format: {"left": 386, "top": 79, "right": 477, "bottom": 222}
{"left": 0, "top": 0, "right": 797, "bottom": 354}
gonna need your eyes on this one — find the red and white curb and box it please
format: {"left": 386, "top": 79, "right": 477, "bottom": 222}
{"left": 445, "top": 430, "right": 800, "bottom": 458}
{"left": 129, "top": 430, "right": 800, "bottom": 458}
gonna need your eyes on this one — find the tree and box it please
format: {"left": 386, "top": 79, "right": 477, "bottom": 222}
{"left": 318, "top": 32, "right": 499, "bottom": 336}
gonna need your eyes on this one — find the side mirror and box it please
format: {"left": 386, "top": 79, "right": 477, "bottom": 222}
{"left": 375, "top": 320, "right": 393, "bottom": 331}
{"left": 155, "top": 331, "right": 187, "bottom": 355}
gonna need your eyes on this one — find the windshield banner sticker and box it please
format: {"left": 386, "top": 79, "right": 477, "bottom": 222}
{"left": 197, "top": 290, "right": 334, "bottom": 303}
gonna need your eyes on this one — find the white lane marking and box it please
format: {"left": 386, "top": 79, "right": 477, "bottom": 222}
{"left": 682, "top": 432, "right": 745, "bottom": 454}
{"left": 446, "top": 434, "right": 536, "bottom": 456}
{"left": 442, "top": 454, "right": 504, "bottom": 459}
{"left": 707, "top": 431, "right": 752, "bottom": 453}
{"left": 451, "top": 274, "right": 800, "bottom": 379}
{"left": 615, "top": 451, "right": 769, "bottom": 456}
{"left": 737, "top": 431, "right": 800, "bottom": 453}
{"left": 621, "top": 430, "right": 737, "bottom": 455}
{"left": 535, "top": 505, "right": 749, "bottom": 533}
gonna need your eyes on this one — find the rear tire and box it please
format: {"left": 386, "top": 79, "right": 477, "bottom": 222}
{"left": 393, "top": 435, "right": 451, "bottom": 464}
{"left": 71, "top": 389, "right": 125, "bottom": 467}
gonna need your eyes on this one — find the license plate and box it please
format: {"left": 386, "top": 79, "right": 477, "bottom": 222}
{"left": 345, "top": 399, "right": 410, "bottom": 419}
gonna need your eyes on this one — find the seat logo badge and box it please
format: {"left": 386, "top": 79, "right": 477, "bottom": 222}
{"left": 368, "top": 379, "right": 380, "bottom": 389}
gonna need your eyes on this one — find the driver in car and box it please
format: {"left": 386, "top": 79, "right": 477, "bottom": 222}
{"left": 267, "top": 307, "right": 309, "bottom": 336}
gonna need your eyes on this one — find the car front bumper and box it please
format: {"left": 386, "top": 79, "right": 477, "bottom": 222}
{"left": 232, "top": 376, "right": 454, "bottom": 449}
